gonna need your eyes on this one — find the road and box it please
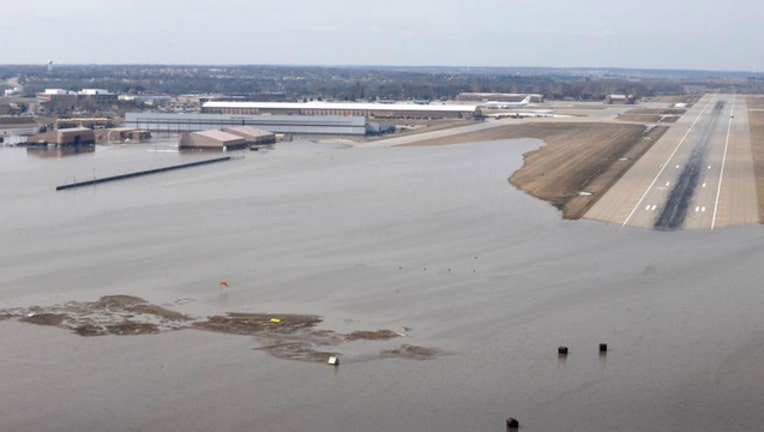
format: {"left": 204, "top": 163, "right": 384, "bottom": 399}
{"left": 585, "top": 94, "right": 759, "bottom": 230}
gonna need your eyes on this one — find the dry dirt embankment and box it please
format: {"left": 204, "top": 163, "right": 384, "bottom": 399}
{"left": 656, "top": 95, "right": 701, "bottom": 106}
{"left": 747, "top": 96, "right": 764, "bottom": 223}
{"left": 617, "top": 108, "right": 686, "bottom": 124}
{"left": 413, "top": 122, "right": 667, "bottom": 219}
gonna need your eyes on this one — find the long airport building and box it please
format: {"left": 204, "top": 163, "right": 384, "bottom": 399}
{"left": 125, "top": 112, "right": 369, "bottom": 135}
{"left": 456, "top": 92, "right": 545, "bottom": 103}
{"left": 201, "top": 101, "right": 481, "bottom": 119}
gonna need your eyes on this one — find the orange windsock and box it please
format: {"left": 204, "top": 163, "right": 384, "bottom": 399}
{"left": 219, "top": 280, "right": 229, "bottom": 288}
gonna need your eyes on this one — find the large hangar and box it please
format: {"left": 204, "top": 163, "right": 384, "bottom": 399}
{"left": 125, "top": 113, "right": 368, "bottom": 135}
{"left": 179, "top": 130, "right": 247, "bottom": 151}
{"left": 201, "top": 101, "right": 481, "bottom": 119}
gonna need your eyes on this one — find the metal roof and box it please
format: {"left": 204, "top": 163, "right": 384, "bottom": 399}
{"left": 223, "top": 126, "right": 274, "bottom": 138}
{"left": 203, "top": 101, "right": 479, "bottom": 113}
{"left": 191, "top": 129, "right": 244, "bottom": 142}
{"left": 57, "top": 127, "right": 93, "bottom": 133}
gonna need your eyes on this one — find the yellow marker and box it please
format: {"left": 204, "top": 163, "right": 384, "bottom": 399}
{"left": 270, "top": 318, "right": 281, "bottom": 323}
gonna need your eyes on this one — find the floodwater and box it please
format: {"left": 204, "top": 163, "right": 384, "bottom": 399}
{"left": 1, "top": 140, "right": 763, "bottom": 431}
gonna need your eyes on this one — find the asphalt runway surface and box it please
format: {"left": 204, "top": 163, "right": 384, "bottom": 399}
{"left": 586, "top": 94, "right": 759, "bottom": 230}
{"left": 654, "top": 101, "right": 725, "bottom": 230}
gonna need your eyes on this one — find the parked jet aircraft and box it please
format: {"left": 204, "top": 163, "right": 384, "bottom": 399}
{"left": 483, "top": 95, "right": 532, "bottom": 109}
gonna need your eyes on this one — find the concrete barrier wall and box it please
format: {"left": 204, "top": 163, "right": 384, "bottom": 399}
{"left": 56, "top": 156, "right": 231, "bottom": 191}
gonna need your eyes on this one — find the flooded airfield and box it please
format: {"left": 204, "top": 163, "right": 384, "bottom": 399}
{"left": 1, "top": 140, "right": 763, "bottom": 431}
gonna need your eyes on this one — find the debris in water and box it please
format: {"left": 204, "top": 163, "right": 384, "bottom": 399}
{"left": 381, "top": 344, "right": 444, "bottom": 360}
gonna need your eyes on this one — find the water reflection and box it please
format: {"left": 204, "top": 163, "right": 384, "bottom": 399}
{"left": 27, "top": 145, "right": 96, "bottom": 158}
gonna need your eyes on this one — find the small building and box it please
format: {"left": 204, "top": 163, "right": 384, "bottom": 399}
{"left": 28, "top": 127, "right": 95, "bottom": 146}
{"left": 4, "top": 86, "right": 23, "bottom": 97}
{"left": 179, "top": 129, "right": 246, "bottom": 151}
{"left": 36, "top": 89, "right": 78, "bottom": 104}
{"left": 79, "top": 89, "right": 118, "bottom": 103}
{"left": 606, "top": 94, "right": 636, "bottom": 104}
{"left": 36, "top": 88, "right": 117, "bottom": 104}
{"left": 95, "top": 127, "right": 152, "bottom": 143}
{"left": 222, "top": 126, "right": 276, "bottom": 147}
{"left": 118, "top": 95, "right": 174, "bottom": 106}
{"left": 40, "top": 88, "right": 76, "bottom": 97}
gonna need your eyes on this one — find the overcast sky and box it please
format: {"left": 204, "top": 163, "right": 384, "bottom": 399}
{"left": 2, "top": 0, "right": 761, "bottom": 71}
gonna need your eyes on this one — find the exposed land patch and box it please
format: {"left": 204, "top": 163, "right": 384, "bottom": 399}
{"left": 2, "top": 296, "right": 433, "bottom": 364}
{"left": 381, "top": 344, "right": 446, "bottom": 360}
{"left": 8, "top": 295, "right": 192, "bottom": 336}
{"left": 747, "top": 96, "right": 764, "bottom": 222}
{"left": 411, "top": 122, "right": 667, "bottom": 219}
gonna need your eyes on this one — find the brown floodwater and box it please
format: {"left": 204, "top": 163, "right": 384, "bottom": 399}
{"left": 1, "top": 140, "right": 763, "bottom": 431}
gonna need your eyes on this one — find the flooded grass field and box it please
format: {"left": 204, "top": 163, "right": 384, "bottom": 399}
{"left": 1, "top": 140, "right": 763, "bottom": 431}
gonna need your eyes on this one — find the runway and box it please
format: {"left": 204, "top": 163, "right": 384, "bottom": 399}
{"left": 585, "top": 94, "right": 759, "bottom": 230}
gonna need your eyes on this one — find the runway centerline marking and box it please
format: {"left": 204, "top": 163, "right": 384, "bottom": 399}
{"left": 711, "top": 94, "right": 735, "bottom": 229}
{"left": 622, "top": 96, "right": 716, "bottom": 226}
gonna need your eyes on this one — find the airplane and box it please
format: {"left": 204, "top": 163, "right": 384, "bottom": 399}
{"left": 483, "top": 95, "right": 532, "bottom": 109}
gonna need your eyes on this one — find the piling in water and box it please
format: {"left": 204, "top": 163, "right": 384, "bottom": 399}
{"left": 506, "top": 417, "right": 519, "bottom": 430}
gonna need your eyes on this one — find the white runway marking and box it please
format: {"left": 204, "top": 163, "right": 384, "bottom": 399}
{"left": 712, "top": 94, "right": 736, "bottom": 229}
{"left": 651, "top": 205, "right": 657, "bottom": 211}
{"left": 675, "top": 164, "right": 680, "bottom": 168}
{"left": 622, "top": 96, "right": 716, "bottom": 226}
{"left": 702, "top": 206, "right": 707, "bottom": 213}
{"left": 702, "top": 182, "right": 707, "bottom": 188}
{"left": 695, "top": 206, "right": 700, "bottom": 212}
{"left": 666, "top": 182, "right": 671, "bottom": 187}
{"left": 645, "top": 205, "right": 651, "bottom": 211}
